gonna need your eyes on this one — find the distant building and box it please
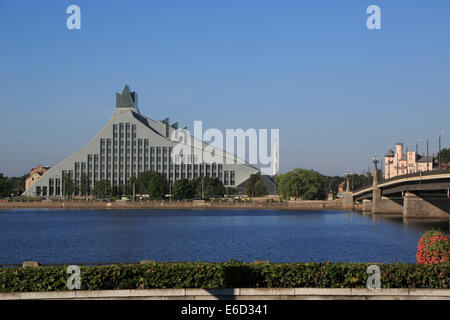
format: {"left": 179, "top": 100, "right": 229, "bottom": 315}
{"left": 23, "top": 85, "right": 259, "bottom": 197}
{"left": 384, "top": 143, "right": 434, "bottom": 179}
{"left": 25, "top": 165, "right": 50, "bottom": 191}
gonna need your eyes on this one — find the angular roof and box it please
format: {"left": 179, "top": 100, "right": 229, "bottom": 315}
{"left": 385, "top": 149, "right": 395, "bottom": 157}
{"left": 417, "top": 155, "right": 433, "bottom": 163}
{"left": 116, "top": 84, "right": 138, "bottom": 110}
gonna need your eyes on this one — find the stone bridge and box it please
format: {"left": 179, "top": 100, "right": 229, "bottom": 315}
{"left": 349, "top": 168, "right": 450, "bottom": 219}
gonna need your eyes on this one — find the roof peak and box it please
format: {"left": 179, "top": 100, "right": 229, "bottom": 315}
{"left": 116, "top": 84, "right": 139, "bottom": 111}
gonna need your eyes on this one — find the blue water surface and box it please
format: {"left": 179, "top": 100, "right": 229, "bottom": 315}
{"left": 0, "top": 209, "right": 448, "bottom": 264}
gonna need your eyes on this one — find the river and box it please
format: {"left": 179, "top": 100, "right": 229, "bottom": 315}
{"left": 0, "top": 209, "right": 448, "bottom": 264}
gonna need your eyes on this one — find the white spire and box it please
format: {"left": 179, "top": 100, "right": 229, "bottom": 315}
{"left": 272, "top": 138, "right": 278, "bottom": 176}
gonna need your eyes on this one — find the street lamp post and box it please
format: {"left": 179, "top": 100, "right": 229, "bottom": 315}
{"left": 416, "top": 139, "right": 422, "bottom": 173}
{"left": 55, "top": 175, "right": 58, "bottom": 200}
{"left": 427, "top": 136, "right": 433, "bottom": 172}
{"left": 372, "top": 154, "right": 379, "bottom": 187}
{"left": 387, "top": 159, "right": 393, "bottom": 179}
{"left": 439, "top": 131, "right": 446, "bottom": 169}
{"left": 201, "top": 175, "right": 204, "bottom": 200}
{"left": 379, "top": 158, "right": 384, "bottom": 181}
{"left": 396, "top": 151, "right": 399, "bottom": 177}
{"left": 345, "top": 170, "right": 350, "bottom": 192}
{"left": 406, "top": 144, "right": 411, "bottom": 174}
{"left": 168, "top": 182, "right": 172, "bottom": 203}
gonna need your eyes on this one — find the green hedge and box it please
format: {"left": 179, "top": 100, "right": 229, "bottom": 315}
{"left": 0, "top": 261, "right": 449, "bottom": 292}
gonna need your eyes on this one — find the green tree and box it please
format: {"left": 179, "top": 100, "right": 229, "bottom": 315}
{"left": 136, "top": 171, "right": 159, "bottom": 194}
{"left": 136, "top": 171, "right": 169, "bottom": 198}
{"left": 245, "top": 174, "right": 267, "bottom": 197}
{"left": 323, "top": 175, "right": 344, "bottom": 194}
{"left": 80, "top": 173, "right": 90, "bottom": 198}
{"left": 113, "top": 184, "right": 127, "bottom": 196}
{"left": 8, "top": 175, "right": 27, "bottom": 195}
{"left": 148, "top": 172, "right": 169, "bottom": 199}
{"left": 62, "top": 175, "right": 74, "bottom": 198}
{"left": 136, "top": 171, "right": 152, "bottom": 194}
{"left": 348, "top": 170, "right": 381, "bottom": 189}
{"left": 92, "top": 180, "right": 112, "bottom": 199}
{"left": 438, "top": 148, "right": 450, "bottom": 165}
{"left": 276, "top": 168, "right": 326, "bottom": 200}
{"left": 0, "top": 174, "right": 27, "bottom": 197}
{"left": 171, "top": 179, "right": 196, "bottom": 199}
{"left": 225, "top": 187, "right": 237, "bottom": 197}
{"left": 193, "top": 177, "right": 225, "bottom": 198}
{"left": 253, "top": 180, "right": 267, "bottom": 197}
{"left": 73, "top": 183, "right": 79, "bottom": 196}
{"left": 0, "top": 173, "right": 12, "bottom": 197}
{"left": 204, "top": 177, "right": 225, "bottom": 198}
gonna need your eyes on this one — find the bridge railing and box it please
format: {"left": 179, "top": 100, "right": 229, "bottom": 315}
{"left": 352, "top": 167, "right": 450, "bottom": 194}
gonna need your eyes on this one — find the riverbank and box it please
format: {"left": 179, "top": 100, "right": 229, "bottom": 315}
{"left": 0, "top": 199, "right": 354, "bottom": 211}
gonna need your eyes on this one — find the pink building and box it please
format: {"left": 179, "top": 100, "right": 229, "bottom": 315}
{"left": 384, "top": 143, "right": 434, "bottom": 179}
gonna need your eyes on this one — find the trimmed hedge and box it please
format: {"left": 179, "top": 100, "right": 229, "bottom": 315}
{"left": 0, "top": 261, "right": 449, "bottom": 292}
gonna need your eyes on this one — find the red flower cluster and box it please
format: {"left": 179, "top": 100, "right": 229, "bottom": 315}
{"left": 416, "top": 231, "right": 450, "bottom": 265}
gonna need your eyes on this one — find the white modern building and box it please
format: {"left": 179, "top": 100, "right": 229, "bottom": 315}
{"left": 23, "top": 85, "right": 260, "bottom": 197}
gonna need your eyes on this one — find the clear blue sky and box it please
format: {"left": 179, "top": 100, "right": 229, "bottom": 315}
{"left": 1, "top": 1, "right": 450, "bottom": 177}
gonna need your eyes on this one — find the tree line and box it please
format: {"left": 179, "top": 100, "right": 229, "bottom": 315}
{"left": 58, "top": 171, "right": 229, "bottom": 200}
{"left": 66, "top": 171, "right": 271, "bottom": 200}
{"left": 275, "top": 168, "right": 379, "bottom": 200}
{"left": 1, "top": 166, "right": 383, "bottom": 201}
{"left": 0, "top": 174, "right": 26, "bottom": 197}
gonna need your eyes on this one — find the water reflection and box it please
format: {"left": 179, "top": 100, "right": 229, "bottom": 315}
{"left": 355, "top": 211, "right": 449, "bottom": 232}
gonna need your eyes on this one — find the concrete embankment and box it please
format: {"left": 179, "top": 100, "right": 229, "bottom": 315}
{"left": 1, "top": 288, "right": 449, "bottom": 300}
{"left": 0, "top": 199, "right": 348, "bottom": 211}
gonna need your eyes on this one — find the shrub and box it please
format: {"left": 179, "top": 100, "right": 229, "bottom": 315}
{"left": 0, "top": 261, "right": 449, "bottom": 292}
{"left": 416, "top": 231, "right": 450, "bottom": 265}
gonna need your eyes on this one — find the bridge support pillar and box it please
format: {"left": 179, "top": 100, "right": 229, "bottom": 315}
{"left": 371, "top": 187, "right": 381, "bottom": 214}
{"left": 362, "top": 199, "right": 372, "bottom": 212}
{"left": 403, "top": 192, "right": 450, "bottom": 219}
{"left": 373, "top": 195, "right": 403, "bottom": 215}
{"left": 343, "top": 172, "right": 353, "bottom": 209}
{"left": 370, "top": 156, "right": 402, "bottom": 215}
{"left": 343, "top": 192, "right": 353, "bottom": 209}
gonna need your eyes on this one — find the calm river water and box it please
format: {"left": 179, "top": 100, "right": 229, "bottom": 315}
{"left": 0, "top": 209, "right": 448, "bottom": 264}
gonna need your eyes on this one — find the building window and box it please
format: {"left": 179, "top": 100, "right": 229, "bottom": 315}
{"left": 224, "top": 171, "right": 229, "bottom": 185}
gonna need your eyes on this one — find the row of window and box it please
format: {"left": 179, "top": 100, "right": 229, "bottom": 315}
{"left": 72, "top": 160, "right": 230, "bottom": 184}
{"left": 35, "top": 167, "right": 236, "bottom": 196}
{"left": 35, "top": 122, "right": 237, "bottom": 195}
